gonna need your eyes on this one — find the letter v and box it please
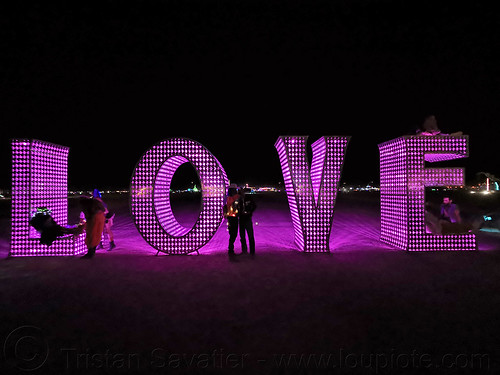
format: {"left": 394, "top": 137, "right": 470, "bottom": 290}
{"left": 275, "top": 136, "right": 350, "bottom": 252}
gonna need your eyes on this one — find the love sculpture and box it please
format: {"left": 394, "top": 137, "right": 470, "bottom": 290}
{"left": 275, "top": 136, "right": 350, "bottom": 252}
{"left": 130, "top": 138, "right": 228, "bottom": 255}
{"left": 10, "top": 135, "right": 476, "bottom": 257}
{"left": 11, "top": 140, "right": 87, "bottom": 256}
{"left": 379, "top": 135, "right": 475, "bottom": 251}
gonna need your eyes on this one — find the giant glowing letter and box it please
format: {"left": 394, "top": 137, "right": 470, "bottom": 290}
{"left": 10, "top": 139, "right": 86, "bottom": 256}
{"left": 275, "top": 136, "right": 350, "bottom": 252}
{"left": 378, "top": 135, "right": 476, "bottom": 251}
{"left": 130, "top": 138, "right": 228, "bottom": 254}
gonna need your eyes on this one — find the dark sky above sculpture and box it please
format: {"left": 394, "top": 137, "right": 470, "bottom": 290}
{"left": 1, "top": 1, "right": 498, "bottom": 188}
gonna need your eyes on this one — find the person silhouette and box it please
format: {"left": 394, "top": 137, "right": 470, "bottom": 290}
{"left": 79, "top": 196, "right": 106, "bottom": 259}
{"left": 29, "top": 207, "right": 84, "bottom": 246}
{"left": 416, "top": 115, "right": 463, "bottom": 136}
{"left": 238, "top": 187, "right": 257, "bottom": 255}
{"left": 92, "top": 189, "right": 116, "bottom": 251}
{"left": 224, "top": 184, "right": 240, "bottom": 256}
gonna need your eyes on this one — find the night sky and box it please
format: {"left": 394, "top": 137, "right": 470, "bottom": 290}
{"left": 1, "top": 1, "right": 499, "bottom": 189}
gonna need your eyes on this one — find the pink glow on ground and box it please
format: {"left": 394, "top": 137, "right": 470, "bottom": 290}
{"left": 0, "top": 193, "right": 497, "bottom": 258}
{"left": 82, "top": 194, "right": 399, "bottom": 256}
{"left": 79, "top": 193, "right": 498, "bottom": 256}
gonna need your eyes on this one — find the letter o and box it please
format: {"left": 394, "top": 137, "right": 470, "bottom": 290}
{"left": 130, "top": 138, "right": 228, "bottom": 254}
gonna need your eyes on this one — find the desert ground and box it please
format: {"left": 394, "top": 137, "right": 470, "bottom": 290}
{"left": 0, "top": 191, "right": 499, "bottom": 374}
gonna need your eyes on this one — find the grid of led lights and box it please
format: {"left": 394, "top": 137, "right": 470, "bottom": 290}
{"left": 130, "top": 138, "right": 228, "bottom": 254}
{"left": 275, "top": 136, "right": 350, "bottom": 252}
{"left": 378, "top": 135, "right": 476, "bottom": 251}
{"left": 11, "top": 139, "right": 86, "bottom": 256}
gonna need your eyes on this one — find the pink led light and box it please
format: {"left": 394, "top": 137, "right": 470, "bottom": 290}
{"left": 10, "top": 139, "right": 86, "bottom": 256}
{"left": 378, "top": 135, "right": 476, "bottom": 251}
{"left": 130, "top": 138, "right": 228, "bottom": 254}
{"left": 275, "top": 136, "right": 350, "bottom": 252}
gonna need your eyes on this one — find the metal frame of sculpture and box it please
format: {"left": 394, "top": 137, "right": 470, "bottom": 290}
{"left": 378, "top": 135, "right": 476, "bottom": 251}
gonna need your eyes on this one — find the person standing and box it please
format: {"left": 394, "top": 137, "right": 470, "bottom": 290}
{"left": 80, "top": 196, "right": 106, "bottom": 259}
{"left": 92, "top": 189, "right": 116, "bottom": 251}
{"left": 224, "top": 184, "right": 240, "bottom": 256}
{"left": 238, "top": 187, "right": 256, "bottom": 255}
{"left": 104, "top": 211, "right": 116, "bottom": 251}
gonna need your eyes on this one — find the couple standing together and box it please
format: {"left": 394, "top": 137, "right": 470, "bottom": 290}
{"left": 224, "top": 184, "right": 257, "bottom": 256}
